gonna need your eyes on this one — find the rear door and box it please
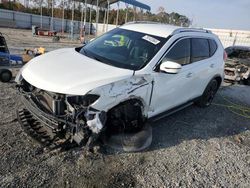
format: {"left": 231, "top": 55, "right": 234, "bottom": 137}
{"left": 188, "top": 38, "right": 215, "bottom": 98}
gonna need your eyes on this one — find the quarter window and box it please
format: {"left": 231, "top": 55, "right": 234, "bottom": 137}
{"left": 191, "top": 38, "right": 209, "bottom": 62}
{"left": 165, "top": 38, "right": 191, "bottom": 65}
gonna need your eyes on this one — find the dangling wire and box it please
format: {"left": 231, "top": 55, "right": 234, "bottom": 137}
{"left": 212, "top": 93, "right": 250, "bottom": 119}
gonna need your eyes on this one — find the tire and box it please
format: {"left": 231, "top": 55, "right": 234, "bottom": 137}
{"left": 195, "top": 79, "right": 219, "bottom": 108}
{"left": 244, "top": 78, "right": 250, "bottom": 86}
{"left": 104, "top": 123, "right": 152, "bottom": 152}
{"left": 0, "top": 70, "right": 12, "bottom": 83}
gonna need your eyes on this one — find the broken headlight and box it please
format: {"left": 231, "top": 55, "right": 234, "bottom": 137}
{"left": 67, "top": 94, "right": 100, "bottom": 107}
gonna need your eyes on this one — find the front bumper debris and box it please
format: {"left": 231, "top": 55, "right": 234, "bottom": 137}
{"left": 17, "top": 93, "right": 106, "bottom": 150}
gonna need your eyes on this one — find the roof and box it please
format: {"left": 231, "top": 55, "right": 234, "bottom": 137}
{"left": 120, "top": 23, "right": 181, "bottom": 38}
{"left": 76, "top": 0, "right": 151, "bottom": 10}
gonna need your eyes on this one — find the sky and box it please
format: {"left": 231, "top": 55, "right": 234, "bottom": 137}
{"left": 128, "top": 0, "right": 250, "bottom": 30}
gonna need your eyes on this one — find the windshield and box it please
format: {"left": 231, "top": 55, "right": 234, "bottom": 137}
{"left": 80, "top": 28, "right": 168, "bottom": 70}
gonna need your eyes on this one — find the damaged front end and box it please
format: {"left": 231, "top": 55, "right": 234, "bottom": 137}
{"left": 16, "top": 79, "right": 106, "bottom": 149}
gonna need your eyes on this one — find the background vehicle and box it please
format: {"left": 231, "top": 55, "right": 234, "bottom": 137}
{"left": 224, "top": 46, "right": 250, "bottom": 85}
{"left": 0, "top": 32, "right": 45, "bottom": 83}
{"left": 0, "top": 32, "right": 23, "bottom": 82}
{"left": 16, "top": 23, "right": 225, "bottom": 151}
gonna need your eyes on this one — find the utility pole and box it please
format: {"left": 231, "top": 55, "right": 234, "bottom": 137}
{"left": 71, "top": 0, "right": 75, "bottom": 40}
{"left": 95, "top": 0, "right": 99, "bottom": 37}
{"left": 40, "top": 0, "right": 43, "bottom": 28}
{"left": 50, "top": 0, "right": 54, "bottom": 31}
{"left": 115, "top": 1, "right": 119, "bottom": 27}
{"left": 61, "top": 0, "right": 64, "bottom": 34}
{"left": 106, "top": 0, "right": 110, "bottom": 32}
{"left": 125, "top": 3, "right": 129, "bottom": 23}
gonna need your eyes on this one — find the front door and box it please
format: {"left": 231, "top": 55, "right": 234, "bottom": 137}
{"left": 148, "top": 38, "right": 197, "bottom": 117}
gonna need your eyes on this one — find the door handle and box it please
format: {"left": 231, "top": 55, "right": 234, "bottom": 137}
{"left": 186, "top": 72, "right": 193, "bottom": 78}
{"left": 210, "top": 64, "right": 215, "bottom": 68}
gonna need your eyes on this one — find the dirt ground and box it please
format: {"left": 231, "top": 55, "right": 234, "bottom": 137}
{"left": 0, "top": 28, "right": 83, "bottom": 54}
{"left": 0, "top": 28, "right": 250, "bottom": 188}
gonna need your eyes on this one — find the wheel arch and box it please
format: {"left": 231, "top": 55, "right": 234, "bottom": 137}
{"left": 212, "top": 74, "right": 223, "bottom": 89}
{"left": 106, "top": 96, "right": 147, "bottom": 118}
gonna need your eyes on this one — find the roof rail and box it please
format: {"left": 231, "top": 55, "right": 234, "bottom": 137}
{"left": 172, "top": 28, "right": 212, "bottom": 35}
{"left": 123, "top": 21, "right": 161, "bottom": 25}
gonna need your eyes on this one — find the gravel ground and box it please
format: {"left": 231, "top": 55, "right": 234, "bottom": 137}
{"left": 0, "top": 28, "right": 250, "bottom": 187}
{"left": 0, "top": 82, "right": 249, "bottom": 188}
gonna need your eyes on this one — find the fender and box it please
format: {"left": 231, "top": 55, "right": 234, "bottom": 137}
{"left": 89, "top": 74, "right": 153, "bottom": 116}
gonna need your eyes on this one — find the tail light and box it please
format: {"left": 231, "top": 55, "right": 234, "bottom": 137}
{"left": 223, "top": 50, "right": 228, "bottom": 61}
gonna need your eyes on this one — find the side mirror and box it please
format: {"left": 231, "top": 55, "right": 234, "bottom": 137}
{"left": 160, "top": 60, "right": 182, "bottom": 74}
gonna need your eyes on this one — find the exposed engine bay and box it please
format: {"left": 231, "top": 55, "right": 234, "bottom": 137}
{"left": 16, "top": 79, "right": 108, "bottom": 149}
{"left": 16, "top": 79, "right": 145, "bottom": 150}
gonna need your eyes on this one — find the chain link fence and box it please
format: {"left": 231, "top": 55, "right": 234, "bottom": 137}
{"left": 0, "top": 8, "right": 94, "bottom": 38}
{"left": 209, "top": 29, "right": 250, "bottom": 48}
{"left": 1, "top": 8, "right": 250, "bottom": 46}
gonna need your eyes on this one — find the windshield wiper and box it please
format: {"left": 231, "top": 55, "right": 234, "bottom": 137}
{"left": 81, "top": 48, "right": 102, "bottom": 62}
{"left": 81, "top": 48, "right": 87, "bottom": 55}
{"left": 91, "top": 56, "right": 102, "bottom": 62}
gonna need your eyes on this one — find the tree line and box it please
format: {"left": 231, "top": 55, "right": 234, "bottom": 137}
{"left": 0, "top": 1, "right": 191, "bottom": 27}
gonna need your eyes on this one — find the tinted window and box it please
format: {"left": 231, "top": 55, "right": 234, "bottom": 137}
{"left": 165, "top": 38, "right": 190, "bottom": 65}
{"left": 209, "top": 39, "right": 217, "bottom": 56}
{"left": 191, "top": 38, "right": 209, "bottom": 62}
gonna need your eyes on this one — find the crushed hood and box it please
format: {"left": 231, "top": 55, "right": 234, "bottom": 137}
{"left": 21, "top": 48, "right": 133, "bottom": 95}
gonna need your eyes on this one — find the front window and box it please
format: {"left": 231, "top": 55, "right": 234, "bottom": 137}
{"left": 164, "top": 38, "right": 191, "bottom": 65}
{"left": 80, "top": 28, "right": 168, "bottom": 70}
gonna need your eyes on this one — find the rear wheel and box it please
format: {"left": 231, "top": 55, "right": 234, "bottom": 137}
{"left": 244, "top": 77, "right": 250, "bottom": 86}
{"left": 0, "top": 70, "right": 12, "bottom": 83}
{"left": 195, "top": 79, "right": 219, "bottom": 107}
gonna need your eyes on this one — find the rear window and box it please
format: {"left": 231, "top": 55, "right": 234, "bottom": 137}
{"left": 208, "top": 39, "right": 217, "bottom": 56}
{"left": 191, "top": 38, "right": 210, "bottom": 62}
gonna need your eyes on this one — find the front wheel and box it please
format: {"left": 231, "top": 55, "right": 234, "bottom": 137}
{"left": 195, "top": 79, "right": 219, "bottom": 108}
{"left": 104, "top": 100, "right": 152, "bottom": 152}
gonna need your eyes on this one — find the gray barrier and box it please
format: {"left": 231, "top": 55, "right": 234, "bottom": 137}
{"left": 0, "top": 8, "right": 94, "bottom": 35}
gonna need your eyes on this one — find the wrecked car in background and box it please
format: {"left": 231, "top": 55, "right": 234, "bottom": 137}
{"left": 15, "top": 23, "right": 225, "bottom": 152}
{"left": 224, "top": 46, "right": 250, "bottom": 85}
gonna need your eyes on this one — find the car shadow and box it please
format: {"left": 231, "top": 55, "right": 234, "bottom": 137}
{"left": 104, "top": 86, "right": 250, "bottom": 154}
{"left": 147, "top": 91, "right": 250, "bottom": 152}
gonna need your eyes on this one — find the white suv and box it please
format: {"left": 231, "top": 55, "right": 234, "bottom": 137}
{"left": 16, "top": 23, "right": 225, "bottom": 150}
